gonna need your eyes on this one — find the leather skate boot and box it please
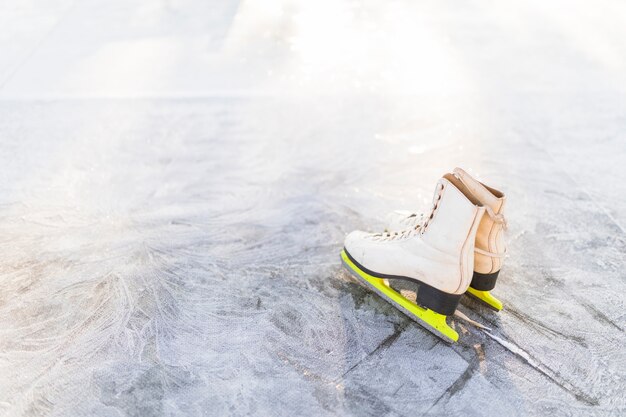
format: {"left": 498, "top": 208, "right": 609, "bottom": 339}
{"left": 340, "top": 173, "right": 485, "bottom": 343}
{"left": 386, "top": 167, "right": 507, "bottom": 311}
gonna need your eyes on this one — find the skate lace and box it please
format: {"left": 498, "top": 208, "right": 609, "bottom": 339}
{"left": 398, "top": 213, "right": 423, "bottom": 228}
{"left": 401, "top": 202, "right": 506, "bottom": 231}
{"left": 372, "top": 183, "right": 444, "bottom": 241}
{"left": 484, "top": 206, "right": 507, "bottom": 230}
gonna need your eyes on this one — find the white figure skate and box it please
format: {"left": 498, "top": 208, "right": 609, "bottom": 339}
{"left": 386, "top": 168, "right": 507, "bottom": 311}
{"left": 341, "top": 173, "right": 485, "bottom": 342}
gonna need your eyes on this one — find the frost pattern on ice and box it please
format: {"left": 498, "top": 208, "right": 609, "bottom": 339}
{"left": 2, "top": 0, "right": 626, "bottom": 415}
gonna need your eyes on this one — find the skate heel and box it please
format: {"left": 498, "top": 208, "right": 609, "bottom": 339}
{"left": 466, "top": 271, "right": 502, "bottom": 311}
{"left": 416, "top": 285, "right": 462, "bottom": 316}
{"left": 470, "top": 270, "right": 499, "bottom": 291}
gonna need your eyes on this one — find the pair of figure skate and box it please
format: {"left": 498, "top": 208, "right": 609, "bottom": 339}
{"left": 340, "top": 168, "right": 507, "bottom": 343}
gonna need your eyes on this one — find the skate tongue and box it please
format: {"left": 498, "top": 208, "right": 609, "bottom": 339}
{"left": 453, "top": 310, "right": 492, "bottom": 331}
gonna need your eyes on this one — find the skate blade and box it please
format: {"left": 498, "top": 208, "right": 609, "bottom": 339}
{"left": 465, "top": 287, "right": 503, "bottom": 311}
{"left": 340, "top": 250, "right": 459, "bottom": 343}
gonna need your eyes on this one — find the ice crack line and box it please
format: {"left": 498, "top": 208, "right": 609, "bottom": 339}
{"left": 426, "top": 356, "right": 478, "bottom": 413}
{"left": 483, "top": 331, "right": 599, "bottom": 406}
{"left": 337, "top": 323, "right": 407, "bottom": 381}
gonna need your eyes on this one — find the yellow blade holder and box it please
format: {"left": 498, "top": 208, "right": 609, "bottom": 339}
{"left": 465, "top": 287, "right": 503, "bottom": 311}
{"left": 340, "top": 250, "right": 459, "bottom": 343}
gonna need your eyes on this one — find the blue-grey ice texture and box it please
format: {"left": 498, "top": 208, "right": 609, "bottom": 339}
{"left": 0, "top": 1, "right": 625, "bottom": 416}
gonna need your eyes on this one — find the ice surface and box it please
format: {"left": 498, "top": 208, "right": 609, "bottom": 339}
{"left": 0, "top": 1, "right": 625, "bottom": 416}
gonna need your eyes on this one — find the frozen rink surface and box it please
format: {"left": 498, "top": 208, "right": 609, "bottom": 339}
{"left": 1, "top": 1, "right": 625, "bottom": 416}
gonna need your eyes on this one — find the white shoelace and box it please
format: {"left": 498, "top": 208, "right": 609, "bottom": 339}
{"left": 381, "top": 195, "right": 508, "bottom": 257}
{"left": 484, "top": 206, "right": 508, "bottom": 230}
{"left": 397, "top": 213, "right": 424, "bottom": 228}
{"left": 372, "top": 184, "right": 444, "bottom": 241}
